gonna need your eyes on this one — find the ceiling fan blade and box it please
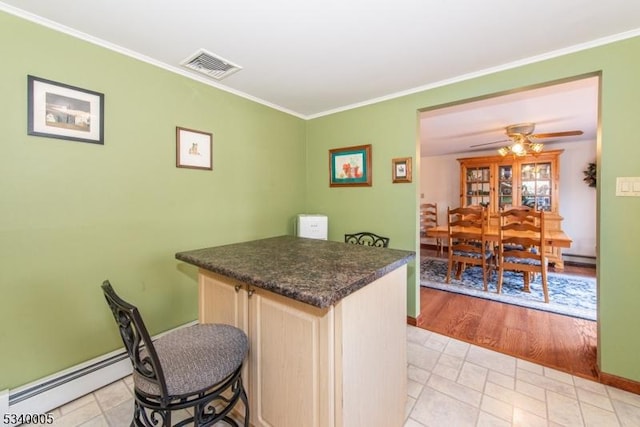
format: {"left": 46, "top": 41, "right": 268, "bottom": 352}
{"left": 469, "top": 138, "right": 509, "bottom": 148}
{"left": 531, "top": 130, "right": 583, "bottom": 139}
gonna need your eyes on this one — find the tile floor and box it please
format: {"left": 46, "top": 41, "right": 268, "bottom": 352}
{"left": 26, "top": 325, "right": 640, "bottom": 426}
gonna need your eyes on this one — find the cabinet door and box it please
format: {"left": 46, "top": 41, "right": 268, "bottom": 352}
{"left": 497, "top": 163, "right": 515, "bottom": 210}
{"left": 520, "top": 161, "right": 554, "bottom": 211}
{"left": 248, "top": 288, "right": 333, "bottom": 427}
{"left": 198, "top": 270, "right": 248, "bottom": 330}
{"left": 462, "top": 164, "right": 491, "bottom": 208}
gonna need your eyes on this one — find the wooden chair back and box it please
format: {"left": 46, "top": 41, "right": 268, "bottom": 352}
{"left": 446, "top": 206, "right": 491, "bottom": 290}
{"left": 420, "top": 202, "right": 443, "bottom": 256}
{"left": 497, "top": 208, "right": 549, "bottom": 302}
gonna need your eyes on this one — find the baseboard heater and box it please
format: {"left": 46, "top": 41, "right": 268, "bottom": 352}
{"left": 4, "top": 321, "right": 196, "bottom": 422}
{"left": 563, "top": 253, "right": 597, "bottom": 266}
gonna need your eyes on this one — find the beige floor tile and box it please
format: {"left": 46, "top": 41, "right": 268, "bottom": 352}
{"left": 442, "top": 338, "right": 470, "bottom": 359}
{"left": 77, "top": 415, "right": 108, "bottom": 427}
{"left": 466, "top": 345, "right": 516, "bottom": 376}
{"left": 407, "top": 364, "right": 430, "bottom": 384}
{"left": 611, "top": 398, "right": 640, "bottom": 426}
{"left": 93, "top": 380, "right": 131, "bottom": 412}
{"left": 544, "top": 366, "right": 576, "bottom": 385}
{"left": 515, "top": 379, "right": 546, "bottom": 401}
{"left": 512, "top": 407, "right": 548, "bottom": 427}
{"left": 487, "top": 370, "right": 516, "bottom": 390}
{"left": 458, "top": 362, "right": 489, "bottom": 392}
{"left": 577, "top": 386, "right": 615, "bottom": 411}
{"left": 404, "top": 417, "right": 426, "bottom": 427}
{"left": 574, "top": 376, "right": 608, "bottom": 395}
{"left": 410, "top": 386, "right": 479, "bottom": 426}
{"left": 408, "top": 342, "right": 440, "bottom": 371}
{"left": 517, "top": 368, "right": 578, "bottom": 398}
{"left": 516, "top": 358, "right": 544, "bottom": 375}
{"left": 427, "top": 374, "right": 482, "bottom": 407}
{"left": 408, "top": 379, "right": 423, "bottom": 399}
{"left": 477, "top": 411, "right": 512, "bottom": 427}
{"left": 480, "top": 394, "right": 513, "bottom": 423}
{"left": 50, "top": 400, "right": 103, "bottom": 427}
{"left": 407, "top": 325, "right": 432, "bottom": 345}
{"left": 580, "top": 401, "right": 620, "bottom": 427}
{"left": 58, "top": 394, "right": 96, "bottom": 415}
{"left": 547, "top": 390, "right": 583, "bottom": 426}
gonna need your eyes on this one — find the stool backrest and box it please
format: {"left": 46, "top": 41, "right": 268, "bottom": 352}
{"left": 101, "top": 280, "right": 168, "bottom": 397}
{"left": 344, "top": 232, "right": 390, "bottom": 248}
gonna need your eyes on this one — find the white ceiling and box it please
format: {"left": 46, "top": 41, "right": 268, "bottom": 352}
{"left": 2, "top": 1, "right": 637, "bottom": 154}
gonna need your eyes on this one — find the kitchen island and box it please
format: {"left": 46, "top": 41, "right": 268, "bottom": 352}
{"left": 176, "top": 235, "right": 415, "bottom": 427}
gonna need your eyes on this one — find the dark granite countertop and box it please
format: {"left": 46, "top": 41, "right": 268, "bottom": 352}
{"left": 175, "top": 235, "right": 415, "bottom": 308}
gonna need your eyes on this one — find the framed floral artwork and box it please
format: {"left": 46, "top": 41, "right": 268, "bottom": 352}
{"left": 329, "top": 144, "right": 372, "bottom": 187}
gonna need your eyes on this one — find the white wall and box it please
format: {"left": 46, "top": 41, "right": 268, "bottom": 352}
{"left": 420, "top": 140, "right": 597, "bottom": 258}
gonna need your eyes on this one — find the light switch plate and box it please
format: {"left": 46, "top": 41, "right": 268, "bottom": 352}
{"left": 616, "top": 177, "right": 640, "bottom": 196}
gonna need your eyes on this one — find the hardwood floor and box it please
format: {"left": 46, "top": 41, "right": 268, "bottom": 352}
{"left": 417, "top": 248, "right": 599, "bottom": 381}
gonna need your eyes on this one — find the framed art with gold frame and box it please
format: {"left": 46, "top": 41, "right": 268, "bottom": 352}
{"left": 392, "top": 157, "right": 412, "bottom": 183}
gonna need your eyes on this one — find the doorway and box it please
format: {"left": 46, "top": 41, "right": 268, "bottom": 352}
{"left": 416, "top": 74, "right": 600, "bottom": 377}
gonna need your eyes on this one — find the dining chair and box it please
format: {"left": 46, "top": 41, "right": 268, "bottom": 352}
{"left": 496, "top": 208, "right": 549, "bottom": 302}
{"left": 420, "top": 202, "right": 443, "bottom": 256}
{"left": 101, "top": 280, "right": 250, "bottom": 426}
{"left": 445, "top": 206, "right": 492, "bottom": 290}
{"left": 344, "top": 231, "right": 390, "bottom": 248}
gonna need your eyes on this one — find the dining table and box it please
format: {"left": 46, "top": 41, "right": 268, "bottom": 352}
{"left": 424, "top": 224, "right": 572, "bottom": 249}
{"left": 425, "top": 224, "right": 572, "bottom": 285}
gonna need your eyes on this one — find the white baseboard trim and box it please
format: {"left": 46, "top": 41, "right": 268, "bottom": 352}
{"left": 1, "top": 389, "right": 9, "bottom": 422}
{"left": 7, "top": 320, "right": 197, "bottom": 423}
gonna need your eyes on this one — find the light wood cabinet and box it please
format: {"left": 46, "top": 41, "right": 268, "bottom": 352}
{"left": 198, "top": 266, "right": 407, "bottom": 427}
{"left": 458, "top": 150, "right": 566, "bottom": 268}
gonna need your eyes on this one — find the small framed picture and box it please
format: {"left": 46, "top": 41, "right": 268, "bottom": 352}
{"left": 27, "top": 75, "right": 104, "bottom": 144}
{"left": 176, "top": 127, "right": 213, "bottom": 170}
{"left": 329, "top": 144, "right": 372, "bottom": 187}
{"left": 392, "top": 157, "right": 412, "bottom": 183}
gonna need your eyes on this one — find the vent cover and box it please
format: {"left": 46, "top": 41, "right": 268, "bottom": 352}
{"left": 181, "top": 49, "right": 242, "bottom": 80}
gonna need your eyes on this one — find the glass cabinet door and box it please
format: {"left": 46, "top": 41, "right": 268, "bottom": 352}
{"left": 464, "top": 166, "right": 491, "bottom": 208}
{"left": 497, "top": 165, "right": 514, "bottom": 210}
{"left": 520, "top": 162, "right": 552, "bottom": 211}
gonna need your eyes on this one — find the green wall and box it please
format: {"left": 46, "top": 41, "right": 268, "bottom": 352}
{"left": 307, "top": 38, "right": 640, "bottom": 383}
{"left": 0, "top": 12, "right": 306, "bottom": 389}
{"left": 3, "top": 9, "right": 640, "bottom": 391}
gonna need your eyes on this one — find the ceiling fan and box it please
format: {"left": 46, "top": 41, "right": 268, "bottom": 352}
{"left": 470, "top": 123, "right": 583, "bottom": 156}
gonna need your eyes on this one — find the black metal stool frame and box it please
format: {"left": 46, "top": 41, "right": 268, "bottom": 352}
{"left": 102, "top": 281, "right": 249, "bottom": 427}
{"left": 344, "top": 231, "right": 390, "bottom": 248}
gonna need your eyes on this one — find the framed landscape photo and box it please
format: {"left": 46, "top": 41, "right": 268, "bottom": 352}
{"left": 176, "top": 127, "right": 212, "bottom": 170}
{"left": 329, "top": 144, "right": 372, "bottom": 187}
{"left": 392, "top": 157, "right": 412, "bottom": 183}
{"left": 27, "top": 75, "right": 104, "bottom": 144}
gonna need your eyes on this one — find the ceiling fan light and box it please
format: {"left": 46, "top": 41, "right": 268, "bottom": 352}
{"left": 511, "top": 142, "right": 525, "bottom": 155}
{"left": 498, "top": 147, "right": 509, "bottom": 156}
{"left": 530, "top": 143, "right": 544, "bottom": 153}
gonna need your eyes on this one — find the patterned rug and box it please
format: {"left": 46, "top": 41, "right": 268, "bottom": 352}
{"left": 420, "top": 257, "right": 597, "bottom": 321}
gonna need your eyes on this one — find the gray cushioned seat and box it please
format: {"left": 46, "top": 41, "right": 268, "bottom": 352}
{"left": 135, "top": 324, "right": 248, "bottom": 396}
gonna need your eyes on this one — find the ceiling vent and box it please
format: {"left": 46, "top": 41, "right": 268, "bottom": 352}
{"left": 180, "top": 49, "right": 242, "bottom": 80}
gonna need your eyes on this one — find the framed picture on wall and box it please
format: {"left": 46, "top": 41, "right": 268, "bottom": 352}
{"left": 176, "top": 127, "right": 213, "bottom": 170}
{"left": 27, "top": 75, "right": 104, "bottom": 145}
{"left": 392, "top": 157, "right": 412, "bottom": 183}
{"left": 329, "top": 144, "right": 372, "bottom": 187}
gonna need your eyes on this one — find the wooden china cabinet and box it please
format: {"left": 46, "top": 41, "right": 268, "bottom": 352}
{"left": 458, "top": 149, "right": 566, "bottom": 269}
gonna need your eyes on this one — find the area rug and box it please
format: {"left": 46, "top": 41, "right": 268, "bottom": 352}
{"left": 420, "top": 257, "right": 597, "bottom": 321}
